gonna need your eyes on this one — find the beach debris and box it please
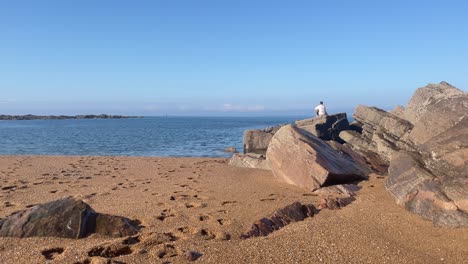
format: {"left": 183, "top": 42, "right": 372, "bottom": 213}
{"left": 240, "top": 202, "right": 317, "bottom": 239}
{"left": 0, "top": 197, "right": 139, "bottom": 238}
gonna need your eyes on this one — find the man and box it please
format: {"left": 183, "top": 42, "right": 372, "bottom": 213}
{"left": 314, "top": 101, "right": 327, "bottom": 116}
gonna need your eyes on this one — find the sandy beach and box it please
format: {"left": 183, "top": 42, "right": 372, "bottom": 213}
{"left": 0, "top": 155, "right": 466, "bottom": 264}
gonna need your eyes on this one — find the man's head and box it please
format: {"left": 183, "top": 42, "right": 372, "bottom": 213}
{"left": 320, "top": 101, "right": 323, "bottom": 105}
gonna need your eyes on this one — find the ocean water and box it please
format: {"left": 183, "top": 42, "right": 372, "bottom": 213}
{"left": 0, "top": 116, "right": 303, "bottom": 157}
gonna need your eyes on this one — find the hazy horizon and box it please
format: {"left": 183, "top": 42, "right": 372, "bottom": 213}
{"left": 1, "top": 1, "right": 467, "bottom": 116}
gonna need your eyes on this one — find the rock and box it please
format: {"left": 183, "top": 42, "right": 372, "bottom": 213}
{"left": 266, "top": 125, "right": 368, "bottom": 191}
{"left": 403, "top": 81, "right": 465, "bottom": 124}
{"left": 390, "top": 105, "right": 405, "bottom": 118}
{"left": 350, "top": 105, "right": 415, "bottom": 162}
{"left": 95, "top": 214, "right": 139, "bottom": 238}
{"left": 407, "top": 92, "right": 468, "bottom": 145}
{"left": 229, "top": 153, "right": 270, "bottom": 170}
{"left": 240, "top": 202, "right": 317, "bottom": 239}
{"left": 337, "top": 131, "right": 389, "bottom": 173}
{"left": 295, "top": 113, "right": 349, "bottom": 143}
{"left": 381, "top": 82, "right": 468, "bottom": 227}
{"left": 338, "top": 130, "right": 373, "bottom": 153}
{"left": 354, "top": 105, "right": 413, "bottom": 141}
{"left": 313, "top": 184, "right": 361, "bottom": 197}
{"left": 243, "top": 126, "right": 282, "bottom": 154}
{"left": 0, "top": 197, "right": 138, "bottom": 238}
{"left": 420, "top": 116, "right": 468, "bottom": 173}
{"left": 349, "top": 120, "right": 363, "bottom": 133}
{"left": 223, "top": 147, "right": 237, "bottom": 153}
{"left": 185, "top": 250, "right": 203, "bottom": 261}
{"left": 386, "top": 151, "right": 468, "bottom": 227}
{"left": 318, "top": 196, "right": 356, "bottom": 210}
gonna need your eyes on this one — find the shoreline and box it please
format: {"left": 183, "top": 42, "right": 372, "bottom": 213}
{"left": 1, "top": 155, "right": 467, "bottom": 263}
{"left": 0, "top": 114, "right": 142, "bottom": 121}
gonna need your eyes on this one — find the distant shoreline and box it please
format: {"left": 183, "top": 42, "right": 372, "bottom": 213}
{"left": 0, "top": 114, "right": 142, "bottom": 120}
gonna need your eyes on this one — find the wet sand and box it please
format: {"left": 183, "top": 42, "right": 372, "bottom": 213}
{"left": 0, "top": 156, "right": 467, "bottom": 263}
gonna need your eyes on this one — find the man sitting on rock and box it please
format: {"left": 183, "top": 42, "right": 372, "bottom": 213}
{"left": 314, "top": 101, "right": 328, "bottom": 116}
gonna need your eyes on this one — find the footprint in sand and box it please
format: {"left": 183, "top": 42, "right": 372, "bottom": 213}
{"left": 198, "top": 215, "right": 210, "bottom": 221}
{"left": 217, "top": 219, "right": 230, "bottom": 226}
{"left": 156, "top": 209, "right": 176, "bottom": 221}
{"left": 260, "top": 198, "right": 277, "bottom": 202}
{"left": 221, "top": 201, "right": 237, "bottom": 206}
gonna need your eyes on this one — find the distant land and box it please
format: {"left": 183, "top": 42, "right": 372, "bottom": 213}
{"left": 0, "top": 114, "right": 142, "bottom": 120}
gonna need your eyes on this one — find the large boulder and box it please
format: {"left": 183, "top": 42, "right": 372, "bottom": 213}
{"left": 229, "top": 153, "right": 270, "bottom": 170}
{"left": 420, "top": 116, "right": 468, "bottom": 173}
{"left": 346, "top": 105, "right": 415, "bottom": 163}
{"left": 0, "top": 197, "right": 138, "bottom": 238}
{"left": 403, "top": 81, "right": 465, "bottom": 124}
{"left": 386, "top": 152, "right": 468, "bottom": 227}
{"left": 242, "top": 113, "right": 350, "bottom": 155}
{"left": 243, "top": 126, "right": 281, "bottom": 154}
{"left": 295, "top": 113, "right": 349, "bottom": 143}
{"left": 408, "top": 96, "right": 468, "bottom": 145}
{"left": 266, "top": 125, "right": 368, "bottom": 191}
{"left": 383, "top": 82, "right": 468, "bottom": 227}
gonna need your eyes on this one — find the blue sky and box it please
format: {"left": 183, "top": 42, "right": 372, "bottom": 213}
{"left": 0, "top": 0, "right": 467, "bottom": 116}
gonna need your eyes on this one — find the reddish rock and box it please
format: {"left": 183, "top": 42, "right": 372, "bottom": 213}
{"left": 243, "top": 126, "right": 281, "bottom": 154}
{"left": 295, "top": 113, "right": 350, "bottom": 143}
{"left": 229, "top": 153, "right": 270, "bottom": 170}
{"left": 318, "top": 197, "right": 356, "bottom": 210}
{"left": 266, "top": 125, "right": 368, "bottom": 191}
{"left": 0, "top": 197, "right": 138, "bottom": 238}
{"left": 241, "top": 202, "right": 317, "bottom": 239}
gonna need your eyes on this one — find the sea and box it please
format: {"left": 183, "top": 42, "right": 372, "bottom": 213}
{"left": 0, "top": 116, "right": 306, "bottom": 157}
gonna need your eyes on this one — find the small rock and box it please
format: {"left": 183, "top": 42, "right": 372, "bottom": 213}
{"left": 185, "top": 250, "right": 202, "bottom": 261}
{"left": 318, "top": 197, "right": 355, "bottom": 210}
{"left": 224, "top": 147, "right": 238, "bottom": 153}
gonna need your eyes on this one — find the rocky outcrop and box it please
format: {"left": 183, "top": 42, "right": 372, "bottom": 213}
{"left": 341, "top": 105, "right": 415, "bottom": 163}
{"left": 240, "top": 202, "right": 317, "bottom": 239}
{"left": 338, "top": 82, "right": 467, "bottom": 227}
{"left": 420, "top": 116, "right": 468, "bottom": 173}
{"left": 242, "top": 113, "right": 351, "bottom": 155}
{"left": 243, "top": 126, "right": 281, "bottom": 155}
{"left": 386, "top": 152, "right": 468, "bottom": 227}
{"left": 403, "top": 81, "right": 465, "bottom": 124}
{"left": 266, "top": 125, "right": 368, "bottom": 191}
{"left": 229, "top": 153, "right": 270, "bottom": 170}
{"left": 407, "top": 93, "right": 468, "bottom": 145}
{"left": 294, "top": 113, "right": 349, "bottom": 143}
{"left": 0, "top": 197, "right": 139, "bottom": 238}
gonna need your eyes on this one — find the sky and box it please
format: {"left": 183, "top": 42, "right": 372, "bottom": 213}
{"left": 0, "top": 0, "right": 467, "bottom": 116}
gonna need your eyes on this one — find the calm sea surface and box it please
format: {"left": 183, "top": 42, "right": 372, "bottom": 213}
{"left": 0, "top": 116, "right": 303, "bottom": 157}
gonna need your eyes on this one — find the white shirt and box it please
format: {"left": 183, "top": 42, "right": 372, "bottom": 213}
{"left": 314, "top": 104, "right": 327, "bottom": 116}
